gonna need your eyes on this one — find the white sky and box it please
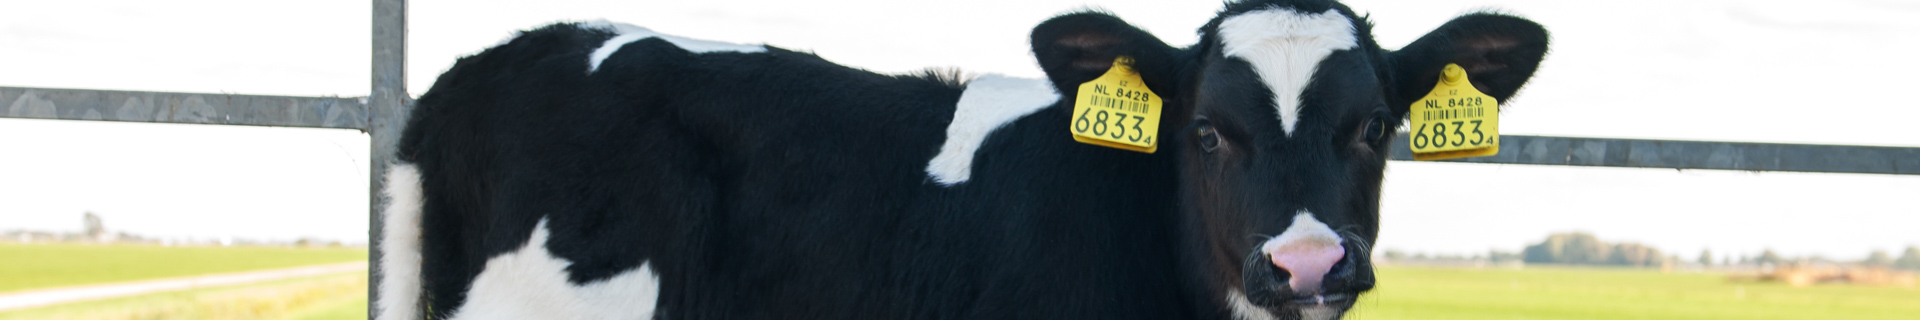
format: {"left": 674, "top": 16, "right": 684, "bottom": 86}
{"left": 2, "top": 0, "right": 1916, "bottom": 258}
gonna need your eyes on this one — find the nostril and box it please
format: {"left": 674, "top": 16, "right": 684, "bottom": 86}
{"left": 1325, "top": 256, "right": 1349, "bottom": 280}
{"left": 1322, "top": 255, "right": 1361, "bottom": 290}
{"left": 1328, "top": 253, "right": 1356, "bottom": 277}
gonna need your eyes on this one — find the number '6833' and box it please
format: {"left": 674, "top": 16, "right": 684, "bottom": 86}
{"left": 1412, "top": 120, "right": 1487, "bottom": 149}
{"left": 1074, "top": 108, "right": 1148, "bottom": 144}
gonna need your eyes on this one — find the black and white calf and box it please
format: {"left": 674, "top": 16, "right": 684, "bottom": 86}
{"left": 377, "top": 0, "right": 1547, "bottom": 319}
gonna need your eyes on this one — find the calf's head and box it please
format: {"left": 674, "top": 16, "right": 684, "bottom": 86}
{"left": 1031, "top": 1, "right": 1547, "bottom": 318}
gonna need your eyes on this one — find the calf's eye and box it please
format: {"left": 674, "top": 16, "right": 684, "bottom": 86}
{"left": 1359, "top": 110, "right": 1394, "bottom": 146}
{"left": 1364, "top": 117, "right": 1387, "bottom": 141}
{"left": 1196, "top": 123, "right": 1221, "bottom": 152}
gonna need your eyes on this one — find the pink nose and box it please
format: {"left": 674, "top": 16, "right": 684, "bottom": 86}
{"left": 1267, "top": 240, "right": 1345, "bottom": 293}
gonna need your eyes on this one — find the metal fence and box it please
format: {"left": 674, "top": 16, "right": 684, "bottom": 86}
{"left": 6, "top": 2, "right": 404, "bottom": 314}
{"left": 0, "top": 0, "right": 1914, "bottom": 319}
{"left": 1388, "top": 134, "right": 1919, "bottom": 175}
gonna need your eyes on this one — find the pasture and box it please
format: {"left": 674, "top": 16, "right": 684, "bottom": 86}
{"left": 0, "top": 243, "right": 367, "bottom": 293}
{"left": 7, "top": 243, "right": 1915, "bottom": 320}
{"left": 0, "top": 243, "right": 368, "bottom": 319}
{"left": 1357, "top": 266, "right": 1920, "bottom": 320}
{"left": 0, "top": 271, "right": 367, "bottom": 320}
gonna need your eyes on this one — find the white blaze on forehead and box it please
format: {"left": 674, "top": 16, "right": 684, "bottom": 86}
{"left": 1217, "top": 8, "right": 1359, "bottom": 137}
{"left": 926, "top": 75, "right": 1059, "bottom": 186}
{"left": 445, "top": 218, "right": 661, "bottom": 320}
{"left": 583, "top": 19, "right": 767, "bottom": 73}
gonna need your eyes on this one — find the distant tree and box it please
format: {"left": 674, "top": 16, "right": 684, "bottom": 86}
{"left": 1383, "top": 250, "right": 1408, "bottom": 261}
{"left": 1863, "top": 250, "right": 1893, "bottom": 267}
{"left": 1896, "top": 246, "right": 1920, "bottom": 271}
{"left": 1523, "top": 232, "right": 1611, "bottom": 265}
{"left": 1608, "top": 243, "right": 1662, "bottom": 267}
{"left": 1489, "top": 250, "right": 1523, "bottom": 263}
{"left": 82, "top": 211, "right": 106, "bottom": 241}
{"left": 1697, "top": 249, "right": 1714, "bottom": 266}
{"left": 1757, "top": 249, "right": 1784, "bottom": 265}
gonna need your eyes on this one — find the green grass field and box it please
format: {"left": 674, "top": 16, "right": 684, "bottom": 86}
{"left": 6, "top": 243, "right": 1914, "bottom": 320}
{"left": 0, "top": 243, "right": 368, "bottom": 293}
{"left": 0, "top": 271, "right": 367, "bottom": 320}
{"left": 1353, "top": 266, "right": 1920, "bottom": 320}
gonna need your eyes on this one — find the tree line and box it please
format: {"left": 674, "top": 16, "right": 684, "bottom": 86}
{"left": 1521, "top": 232, "right": 1666, "bottom": 267}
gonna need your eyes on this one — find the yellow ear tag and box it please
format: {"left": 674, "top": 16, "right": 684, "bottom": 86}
{"left": 1070, "top": 57, "right": 1163, "bottom": 153}
{"left": 1409, "top": 63, "right": 1500, "bottom": 160}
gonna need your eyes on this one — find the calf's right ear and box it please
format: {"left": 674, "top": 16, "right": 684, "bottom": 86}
{"left": 1387, "top": 13, "right": 1549, "bottom": 116}
{"left": 1030, "top": 12, "right": 1181, "bottom": 98}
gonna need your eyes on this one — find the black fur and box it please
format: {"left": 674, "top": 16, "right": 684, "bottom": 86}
{"left": 395, "top": 1, "right": 1548, "bottom": 319}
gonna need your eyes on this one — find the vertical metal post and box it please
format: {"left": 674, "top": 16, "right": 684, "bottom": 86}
{"left": 370, "top": 0, "right": 407, "bottom": 318}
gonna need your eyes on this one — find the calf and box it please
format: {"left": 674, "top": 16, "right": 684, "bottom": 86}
{"left": 377, "top": 0, "right": 1548, "bottom": 319}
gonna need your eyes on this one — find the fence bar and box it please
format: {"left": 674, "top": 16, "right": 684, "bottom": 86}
{"left": 1390, "top": 133, "right": 1920, "bottom": 175}
{"left": 1, "top": 86, "right": 366, "bottom": 130}
{"left": 368, "top": 0, "right": 408, "bottom": 318}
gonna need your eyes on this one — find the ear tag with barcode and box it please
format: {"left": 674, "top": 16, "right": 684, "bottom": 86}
{"left": 1409, "top": 63, "right": 1499, "bottom": 160}
{"left": 1070, "top": 57, "right": 1162, "bottom": 153}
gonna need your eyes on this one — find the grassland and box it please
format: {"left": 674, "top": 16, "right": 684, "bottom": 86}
{"left": 1353, "top": 266, "right": 1920, "bottom": 320}
{"left": 0, "top": 243, "right": 367, "bottom": 293}
{"left": 0, "top": 271, "right": 367, "bottom": 320}
{"left": 6, "top": 243, "right": 1914, "bottom": 320}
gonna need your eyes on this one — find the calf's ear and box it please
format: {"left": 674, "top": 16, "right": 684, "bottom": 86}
{"left": 1387, "top": 13, "right": 1549, "bottom": 116}
{"left": 1031, "top": 12, "right": 1182, "bottom": 97}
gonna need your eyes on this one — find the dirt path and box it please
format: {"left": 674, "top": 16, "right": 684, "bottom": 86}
{"left": 0, "top": 261, "right": 367, "bottom": 311}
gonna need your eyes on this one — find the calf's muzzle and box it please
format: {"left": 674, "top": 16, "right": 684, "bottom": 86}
{"left": 1260, "top": 212, "right": 1345, "bottom": 294}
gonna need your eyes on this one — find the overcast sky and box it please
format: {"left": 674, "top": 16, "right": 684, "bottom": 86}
{"left": 2, "top": 0, "right": 1916, "bottom": 259}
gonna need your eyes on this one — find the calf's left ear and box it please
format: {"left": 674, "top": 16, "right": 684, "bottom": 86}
{"left": 1387, "top": 13, "right": 1549, "bottom": 115}
{"left": 1031, "top": 12, "right": 1182, "bottom": 98}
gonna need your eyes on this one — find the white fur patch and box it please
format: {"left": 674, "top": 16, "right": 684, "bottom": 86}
{"left": 1261, "top": 211, "right": 1343, "bottom": 256}
{"left": 1299, "top": 305, "right": 1341, "bottom": 320}
{"left": 1228, "top": 289, "right": 1341, "bottom": 320}
{"left": 1228, "top": 290, "right": 1278, "bottom": 320}
{"left": 1217, "top": 8, "right": 1358, "bottom": 137}
{"left": 583, "top": 20, "right": 767, "bottom": 73}
{"left": 376, "top": 163, "right": 425, "bottom": 320}
{"left": 445, "top": 218, "right": 662, "bottom": 320}
{"left": 925, "top": 75, "right": 1059, "bottom": 185}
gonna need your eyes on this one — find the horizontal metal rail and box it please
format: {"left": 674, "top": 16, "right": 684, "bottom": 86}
{"left": 9, "top": 88, "right": 1915, "bottom": 176}
{"left": 1390, "top": 133, "right": 1920, "bottom": 175}
{"left": 2, "top": 86, "right": 368, "bottom": 130}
